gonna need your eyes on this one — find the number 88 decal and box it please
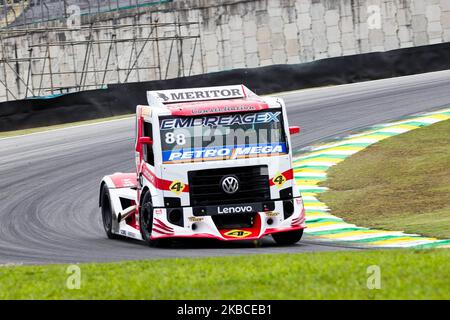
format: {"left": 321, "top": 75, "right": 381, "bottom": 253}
{"left": 165, "top": 132, "right": 186, "bottom": 145}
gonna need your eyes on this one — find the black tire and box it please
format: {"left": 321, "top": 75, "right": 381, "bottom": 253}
{"left": 272, "top": 229, "right": 303, "bottom": 246}
{"left": 100, "top": 186, "right": 119, "bottom": 239}
{"left": 139, "top": 192, "right": 169, "bottom": 247}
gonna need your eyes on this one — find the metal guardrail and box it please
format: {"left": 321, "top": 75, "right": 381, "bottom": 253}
{"left": 0, "top": 0, "right": 173, "bottom": 28}
{"left": 0, "top": 20, "right": 203, "bottom": 102}
{"left": 0, "top": 0, "right": 203, "bottom": 103}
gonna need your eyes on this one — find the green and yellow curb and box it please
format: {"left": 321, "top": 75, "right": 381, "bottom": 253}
{"left": 294, "top": 108, "right": 450, "bottom": 248}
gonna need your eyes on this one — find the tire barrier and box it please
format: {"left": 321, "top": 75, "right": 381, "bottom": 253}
{"left": 294, "top": 108, "right": 450, "bottom": 248}
{"left": 1, "top": 42, "right": 450, "bottom": 132}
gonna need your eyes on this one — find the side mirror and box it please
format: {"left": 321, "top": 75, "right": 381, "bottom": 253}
{"left": 136, "top": 136, "right": 153, "bottom": 153}
{"left": 289, "top": 126, "right": 300, "bottom": 135}
{"left": 138, "top": 136, "right": 153, "bottom": 145}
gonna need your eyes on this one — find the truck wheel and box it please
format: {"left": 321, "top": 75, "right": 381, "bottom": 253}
{"left": 100, "top": 186, "right": 119, "bottom": 239}
{"left": 140, "top": 192, "right": 171, "bottom": 247}
{"left": 272, "top": 229, "right": 303, "bottom": 246}
{"left": 139, "top": 191, "right": 154, "bottom": 245}
{"left": 139, "top": 192, "right": 169, "bottom": 247}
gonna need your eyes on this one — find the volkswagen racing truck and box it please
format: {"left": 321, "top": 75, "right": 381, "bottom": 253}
{"left": 99, "top": 85, "right": 305, "bottom": 246}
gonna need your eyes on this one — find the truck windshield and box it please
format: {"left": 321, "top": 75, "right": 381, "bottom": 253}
{"left": 159, "top": 109, "right": 287, "bottom": 164}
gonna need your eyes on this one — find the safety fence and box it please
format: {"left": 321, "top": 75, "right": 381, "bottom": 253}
{"left": 0, "top": 0, "right": 172, "bottom": 27}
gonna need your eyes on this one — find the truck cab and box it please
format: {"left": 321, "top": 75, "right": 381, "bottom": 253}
{"left": 100, "top": 85, "right": 305, "bottom": 246}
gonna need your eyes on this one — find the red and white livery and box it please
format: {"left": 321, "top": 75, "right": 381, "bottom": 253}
{"left": 99, "top": 85, "right": 306, "bottom": 246}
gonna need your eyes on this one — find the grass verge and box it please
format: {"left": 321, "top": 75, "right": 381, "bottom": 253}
{"left": 0, "top": 250, "right": 449, "bottom": 299}
{"left": 0, "top": 114, "right": 134, "bottom": 138}
{"left": 319, "top": 119, "right": 450, "bottom": 239}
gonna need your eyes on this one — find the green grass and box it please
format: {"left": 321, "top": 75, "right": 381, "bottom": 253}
{"left": 319, "top": 119, "right": 450, "bottom": 239}
{"left": 0, "top": 250, "right": 449, "bottom": 299}
{"left": 0, "top": 114, "right": 134, "bottom": 138}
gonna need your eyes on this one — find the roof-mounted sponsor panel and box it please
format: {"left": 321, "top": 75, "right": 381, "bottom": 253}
{"left": 166, "top": 99, "right": 269, "bottom": 116}
{"left": 147, "top": 85, "right": 252, "bottom": 106}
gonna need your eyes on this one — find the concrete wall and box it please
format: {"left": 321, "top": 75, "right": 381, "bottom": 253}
{"left": 195, "top": 0, "right": 450, "bottom": 68}
{"left": 1, "top": 0, "right": 450, "bottom": 102}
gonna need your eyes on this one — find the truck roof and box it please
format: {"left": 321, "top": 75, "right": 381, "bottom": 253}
{"left": 146, "top": 85, "right": 271, "bottom": 116}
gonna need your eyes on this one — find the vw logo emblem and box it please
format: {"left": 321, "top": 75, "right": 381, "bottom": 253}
{"left": 221, "top": 176, "right": 239, "bottom": 194}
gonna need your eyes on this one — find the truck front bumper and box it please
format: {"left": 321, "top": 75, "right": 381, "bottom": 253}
{"left": 150, "top": 197, "right": 306, "bottom": 241}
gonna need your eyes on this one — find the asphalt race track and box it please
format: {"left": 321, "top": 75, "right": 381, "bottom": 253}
{"left": 1, "top": 70, "right": 450, "bottom": 264}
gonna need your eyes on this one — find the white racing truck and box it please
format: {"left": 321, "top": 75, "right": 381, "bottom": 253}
{"left": 99, "top": 85, "right": 305, "bottom": 246}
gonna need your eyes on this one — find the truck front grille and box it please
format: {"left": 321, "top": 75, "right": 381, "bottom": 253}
{"left": 188, "top": 165, "right": 270, "bottom": 206}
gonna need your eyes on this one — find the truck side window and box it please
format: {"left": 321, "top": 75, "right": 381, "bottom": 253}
{"left": 143, "top": 122, "right": 154, "bottom": 166}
